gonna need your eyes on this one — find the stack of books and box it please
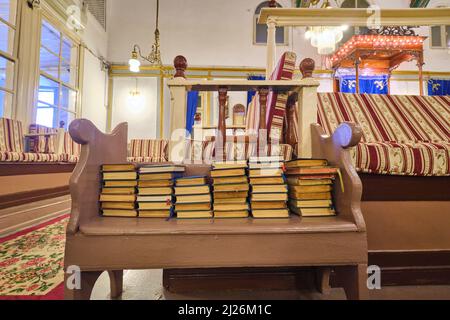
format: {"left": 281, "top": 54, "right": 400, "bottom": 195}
{"left": 100, "top": 164, "right": 138, "bottom": 217}
{"left": 174, "top": 176, "right": 213, "bottom": 219}
{"left": 136, "top": 164, "right": 185, "bottom": 218}
{"left": 211, "top": 161, "right": 250, "bottom": 218}
{"left": 248, "top": 156, "right": 289, "bottom": 218}
{"left": 286, "top": 159, "right": 339, "bottom": 217}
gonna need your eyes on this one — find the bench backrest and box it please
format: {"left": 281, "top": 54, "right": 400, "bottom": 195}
{"left": 62, "top": 130, "right": 81, "bottom": 156}
{"left": 129, "top": 139, "right": 169, "bottom": 162}
{"left": 0, "top": 118, "right": 24, "bottom": 153}
{"left": 29, "top": 124, "right": 58, "bottom": 154}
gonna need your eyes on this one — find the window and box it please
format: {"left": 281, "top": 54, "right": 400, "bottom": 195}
{"left": 0, "top": 0, "right": 19, "bottom": 118}
{"left": 36, "top": 19, "right": 79, "bottom": 129}
{"left": 430, "top": 25, "right": 450, "bottom": 49}
{"left": 254, "top": 1, "right": 287, "bottom": 45}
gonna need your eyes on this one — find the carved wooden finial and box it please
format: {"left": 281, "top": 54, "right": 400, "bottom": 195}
{"left": 269, "top": 0, "right": 277, "bottom": 8}
{"left": 174, "top": 55, "right": 187, "bottom": 78}
{"left": 299, "top": 58, "right": 315, "bottom": 79}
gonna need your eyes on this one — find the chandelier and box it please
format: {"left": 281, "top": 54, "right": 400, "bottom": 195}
{"left": 296, "top": 0, "right": 348, "bottom": 55}
{"left": 129, "top": 0, "right": 162, "bottom": 72}
{"left": 305, "top": 25, "right": 349, "bottom": 55}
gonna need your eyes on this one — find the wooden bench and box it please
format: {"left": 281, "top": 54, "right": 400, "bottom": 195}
{"left": 64, "top": 75, "right": 369, "bottom": 299}
{"left": 0, "top": 120, "right": 79, "bottom": 209}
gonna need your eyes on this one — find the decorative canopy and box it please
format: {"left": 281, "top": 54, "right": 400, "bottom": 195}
{"left": 330, "top": 34, "right": 426, "bottom": 74}
{"left": 330, "top": 33, "right": 427, "bottom": 94}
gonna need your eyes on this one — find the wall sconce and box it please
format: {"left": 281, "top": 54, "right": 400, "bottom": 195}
{"left": 129, "top": 48, "right": 141, "bottom": 73}
{"left": 128, "top": 0, "right": 162, "bottom": 73}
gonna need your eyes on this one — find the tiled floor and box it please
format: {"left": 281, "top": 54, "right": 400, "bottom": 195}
{"left": 90, "top": 269, "right": 450, "bottom": 300}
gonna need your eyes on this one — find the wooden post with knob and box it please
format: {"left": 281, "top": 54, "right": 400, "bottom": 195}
{"left": 168, "top": 55, "right": 188, "bottom": 162}
{"left": 258, "top": 87, "right": 269, "bottom": 157}
{"left": 417, "top": 53, "right": 424, "bottom": 96}
{"left": 295, "top": 58, "right": 319, "bottom": 158}
{"left": 217, "top": 87, "right": 228, "bottom": 161}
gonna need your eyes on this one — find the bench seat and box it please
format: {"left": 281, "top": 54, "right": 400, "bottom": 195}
{"left": 352, "top": 141, "right": 450, "bottom": 176}
{"left": 0, "top": 151, "right": 60, "bottom": 162}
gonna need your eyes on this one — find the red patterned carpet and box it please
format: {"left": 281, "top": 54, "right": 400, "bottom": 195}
{"left": 0, "top": 215, "right": 68, "bottom": 300}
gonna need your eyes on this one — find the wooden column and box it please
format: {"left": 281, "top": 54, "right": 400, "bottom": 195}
{"left": 258, "top": 88, "right": 269, "bottom": 132}
{"left": 258, "top": 87, "right": 269, "bottom": 156}
{"left": 387, "top": 75, "right": 391, "bottom": 95}
{"left": 297, "top": 58, "right": 319, "bottom": 158}
{"left": 332, "top": 70, "right": 339, "bottom": 93}
{"left": 168, "top": 56, "right": 188, "bottom": 163}
{"left": 417, "top": 53, "right": 424, "bottom": 96}
{"left": 217, "top": 87, "right": 228, "bottom": 161}
{"left": 266, "top": 18, "right": 276, "bottom": 79}
{"left": 285, "top": 92, "right": 298, "bottom": 148}
{"left": 355, "top": 54, "right": 360, "bottom": 94}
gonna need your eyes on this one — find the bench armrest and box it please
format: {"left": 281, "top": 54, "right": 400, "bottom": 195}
{"left": 68, "top": 119, "right": 128, "bottom": 234}
{"left": 311, "top": 122, "right": 366, "bottom": 232}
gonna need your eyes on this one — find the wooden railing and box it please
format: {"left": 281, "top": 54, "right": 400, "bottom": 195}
{"left": 167, "top": 56, "right": 320, "bottom": 162}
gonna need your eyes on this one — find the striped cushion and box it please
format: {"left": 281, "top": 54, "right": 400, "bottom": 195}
{"left": 351, "top": 142, "right": 450, "bottom": 176}
{"left": 129, "top": 139, "right": 168, "bottom": 163}
{"left": 7, "top": 118, "right": 24, "bottom": 153}
{"left": 0, "top": 118, "right": 25, "bottom": 153}
{"left": 318, "top": 93, "right": 450, "bottom": 143}
{"left": 181, "top": 140, "right": 214, "bottom": 163}
{"left": 0, "top": 151, "right": 60, "bottom": 162}
{"left": 0, "top": 118, "right": 9, "bottom": 152}
{"left": 28, "top": 124, "right": 57, "bottom": 154}
{"left": 59, "top": 154, "right": 79, "bottom": 163}
{"left": 246, "top": 52, "right": 297, "bottom": 137}
{"left": 314, "top": 93, "right": 450, "bottom": 176}
{"left": 59, "top": 131, "right": 81, "bottom": 163}
{"left": 127, "top": 157, "right": 154, "bottom": 163}
{"left": 199, "top": 141, "right": 293, "bottom": 162}
{"left": 266, "top": 52, "right": 297, "bottom": 140}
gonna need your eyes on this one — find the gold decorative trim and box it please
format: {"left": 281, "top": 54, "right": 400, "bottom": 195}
{"left": 258, "top": 8, "right": 450, "bottom": 27}
{"left": 159, "top": 72, "right": 164, "bottom": 138}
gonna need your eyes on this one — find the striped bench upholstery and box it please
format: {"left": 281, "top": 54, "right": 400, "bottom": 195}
{"left": 187, "top": 140, "right": 293, "bottom": 162}
{"left": 58, "top": 131, "right": 81, "bottom": 163}
{"left": 0, "top": 118, "right": 59, "bottom": 162}
{"left": 316, "top": 93, "right": 450, "bottom": 176}
{"left": 128, "top": 139, "right": 169, "bottom": 163}
{"left": 28, "top": 124, "right": 57, "bottom": 154}
{"left": 246, "top": 52, "right": 297, "bottom": 138}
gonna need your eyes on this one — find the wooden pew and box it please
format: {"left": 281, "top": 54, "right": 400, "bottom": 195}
{"left": 64, "top": 57, "right": 369, "bottom": 300}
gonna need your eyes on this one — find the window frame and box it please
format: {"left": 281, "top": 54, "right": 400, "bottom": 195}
{"left": 34, "top": 11, "right": 82, "bottom": 129}
{"left": 429, "top": 25, "right": 449, "bottom": 49}
{"left": 0, "top": 0, "right": 22, "bottom": 118}
{"left": 253, "top": 1, "right": 289, "bottom": 46}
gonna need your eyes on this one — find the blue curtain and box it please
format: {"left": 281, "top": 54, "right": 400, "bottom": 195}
{"left": 247, "top": 75, "right": 266, "bottom": 105}
{"left": 186, "top": 91, "right": 199, "bottom": 135}
{"left": 340, "top": 75, "right": 389, "bottom": 94}
{"left": 428, "top": 79, "right": 450, "bottom": 96}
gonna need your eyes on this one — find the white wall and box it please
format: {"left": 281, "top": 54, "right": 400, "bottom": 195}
{"left": 106, "top": 0, "right": 450, "bottom": 71}
{"left": 107, "top": 0, "right": 295, "bottom": 67}
{"left": 111, "top": 77, "right": 158, "bottom": 140}
{"left": 80, "top": 11, "right": 109, "bottom": 132}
